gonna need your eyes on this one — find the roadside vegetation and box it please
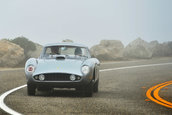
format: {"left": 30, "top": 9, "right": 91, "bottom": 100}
{"left": 10, "top": 37, "right": 36, "bottom": 58}
{"left": 0, "top": 37, "right": 172, "bottom": 67}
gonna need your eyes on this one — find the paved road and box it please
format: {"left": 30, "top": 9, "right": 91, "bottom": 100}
{"left": 1, "top": 57, "right": 172, "bottom": 115}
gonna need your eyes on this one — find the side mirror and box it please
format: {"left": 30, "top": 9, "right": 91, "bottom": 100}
{"left": 96, "top": 62, "right": 100, "bottom": 66}
{"left": 94, "top": 58, "right": 100, "bottom": 66}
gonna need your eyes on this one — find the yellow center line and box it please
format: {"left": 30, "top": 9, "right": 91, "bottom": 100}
{"left": 146, "top": 80, "right": 172, "bottom": 108}
{"left": 154, "top": 81, "right": 172, "bottom": 106}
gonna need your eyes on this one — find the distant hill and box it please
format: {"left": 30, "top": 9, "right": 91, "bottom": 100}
{"left": 1, "top": 37, "right": 172, "bottom": 67}
{"left": 91, "top": 38, "right": 172, "bottom": 61}
{"left": 90, "top": 40, "right": 124, "bottom": 61}
{"left": 0, "top": 39, "right": 25, "bottom": 67}
{"left": 0, "top": 37, "right": 43, "bottom": 67}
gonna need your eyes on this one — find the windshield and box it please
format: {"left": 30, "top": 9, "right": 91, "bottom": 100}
{"left": 42, "top": 46, "right": 90, "bottom": 59}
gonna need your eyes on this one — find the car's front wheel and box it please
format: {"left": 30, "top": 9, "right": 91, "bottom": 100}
{"left": 27, "top": 83, "right": 36, "bottom": 96}
{"left": 84, "top": 81, "right": 93, "bottom": 97}
{"left": 93, "top": 79, "right": 99, "bottom": 93}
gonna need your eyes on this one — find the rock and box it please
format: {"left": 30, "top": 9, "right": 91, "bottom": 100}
{"left": 0, "top": 39, "right": 25, "bottom": 67}
{"left": 123, "top": 38, "right": 152, "bottom": 59}
{"left": 62, "top": 39, "right": 73, "bottom": 43}
{"left": 149, "top": 40, "right": 159, "bottom": 49}
{"left": 166, "top": 42, "right": 172, "bottom": 56}
{"left": 27, "top": 43, "right": 43, "bottom": 58}
{"left": 150, "top": 41, "right": 172, "bottom": 57}
{"left": 90, "top": 40, "right": 124, "bottom": 61}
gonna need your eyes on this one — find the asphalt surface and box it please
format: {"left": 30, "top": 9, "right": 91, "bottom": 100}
{"left": 1, "top": 57, "right": 172, "bottom": 115}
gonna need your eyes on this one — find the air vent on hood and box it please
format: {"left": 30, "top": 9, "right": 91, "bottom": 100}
{"left": 56, "top": 56, "right": 65, "bottom": 60}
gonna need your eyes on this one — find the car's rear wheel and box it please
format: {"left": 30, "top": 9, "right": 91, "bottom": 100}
{"left": 93, "top": 79, "right": 99, "bottom": 93}
{"left": 27, "top": 83, "right": 36, "bottom": 96}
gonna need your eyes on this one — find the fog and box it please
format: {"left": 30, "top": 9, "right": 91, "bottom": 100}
{"left": 0, "top": 0, "right": 172, "bottom": 47}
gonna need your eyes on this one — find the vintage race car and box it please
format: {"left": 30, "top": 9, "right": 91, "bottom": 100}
{"left": 25, "top": 43, "right": 100, "bottom": 97}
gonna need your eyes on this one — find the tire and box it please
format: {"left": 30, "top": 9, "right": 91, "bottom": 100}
{"left": 27, "top": 83, "right": 36, "bottom": 96}
{"left": 84, "top": 82, "right": 93, "bottom": 97}
{"left": 93, "top": 79, "right": 99, "bottom": 93}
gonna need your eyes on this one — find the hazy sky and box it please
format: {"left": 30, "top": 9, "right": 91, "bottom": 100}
{"left": 0, "top": 0, "right": 172, "bottom": 47}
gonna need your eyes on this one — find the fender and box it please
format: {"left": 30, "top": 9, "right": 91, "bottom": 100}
{"left": 25, "top": 58, "right": 38, "bottom": 79}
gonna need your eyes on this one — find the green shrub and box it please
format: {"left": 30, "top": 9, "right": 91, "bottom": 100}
{"left": 10, "top": 36, "right": 36, "bottom": 57}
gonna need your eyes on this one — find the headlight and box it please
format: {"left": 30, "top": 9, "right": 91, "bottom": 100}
{"left": 70, "top": 75, "right": 76, "bottom": 81}
{"left": 81, "top": 65, "right": 90, "bottom": 75}
{"left": 26, "top": 65, "right": 35, "bottom": 73}
{"left": 39, "top": 74, "right": 45, "bottom": 81}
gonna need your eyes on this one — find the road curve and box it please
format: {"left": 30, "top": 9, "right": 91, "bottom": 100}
{"left": 1, "top": 57, "right": 172, "bottom": 115}
{"left": 146, "top": 80, "right": 172, "bottom": 108}
{"left": 0, "top": 85, "right": 26, "bottom": 115}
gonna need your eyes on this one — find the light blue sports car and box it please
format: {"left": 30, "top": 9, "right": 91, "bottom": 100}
{"left": 25, "top": 42, "right": 100, "bottom": 97}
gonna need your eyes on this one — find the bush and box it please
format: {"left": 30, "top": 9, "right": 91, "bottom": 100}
{"left": 10, "top": 36, "right": 36, "bottom": 57}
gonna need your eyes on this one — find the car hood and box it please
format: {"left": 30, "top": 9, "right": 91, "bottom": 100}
{"left": 33, "top": 59, "right": 84, "bottom": 76}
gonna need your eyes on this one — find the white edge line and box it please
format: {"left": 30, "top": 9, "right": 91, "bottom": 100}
{"left": 101, "top": 60, "right": 143, "bottom": 65}
{"left": 100, "top": 62, "right": 172, "bottom": 72}
{"left": 0, "top": 85, "right": 27, "bottom": 115}
{"left": 1, "top": 62, "right": 172, "bottom": 115}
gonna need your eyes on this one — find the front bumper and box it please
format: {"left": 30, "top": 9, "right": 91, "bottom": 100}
{"left": 27, "top": 74, "right": 93, "bottom": 88}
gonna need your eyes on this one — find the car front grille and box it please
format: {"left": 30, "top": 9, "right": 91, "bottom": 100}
{"left": 44, "top": 73, "right": 70, "bottom": 81}
{"left": 34, "top": 73, "right": 81, "bottom": 81}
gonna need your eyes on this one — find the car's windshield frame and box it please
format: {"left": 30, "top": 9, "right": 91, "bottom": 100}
{"left": 40, "top": 45, "right": 91, "bottom": 59}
